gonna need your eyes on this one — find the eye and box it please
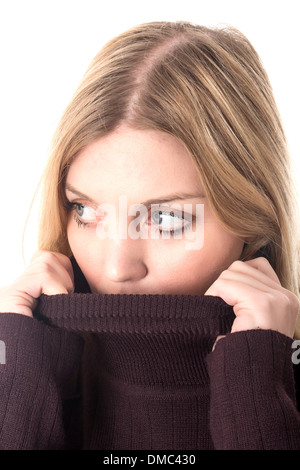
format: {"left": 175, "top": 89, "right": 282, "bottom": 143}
{"left": 151, "top": 210, "right": 181, "bottom": 231}
{"left": 74, "top": 203, "right": 97, "bottom": 222}
{"left": 150, "top": 209, "right": 192, "bottom": 234}
{"left": 65, "top": 201, "right": 99, "bottom": 227}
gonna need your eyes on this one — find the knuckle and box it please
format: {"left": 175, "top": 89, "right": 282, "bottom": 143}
{"left": 287, "top": 291, "right": 300, "bottom": 314}
{"left": 211, "top": 278, "right": 227, "bottom": 291}
{"left": 257, "top": 292, "right": 274, "bottom": 312}
{"left": 31, "top": 249, "right": 50, "bottom": 260}
{"left": 278, "top": 292, "right": 292, "bottom": 310}
{"left": 274, "top": 290, "right": 299, "bottom": 317}
{"left": 255, "top": 256, "right": 270, "bottom": 265}
{"left": 39, "top": 251, "right": 57, "bottom": 263}
{"left": 41, "top": 261, "right": 56, "bottom": 275}
{"left": 31, "top": 250, "right": 57, "bottom": 267}
{"left": 248, "top": 257, "right": 271, "bottom": 270}
{"left": 218, "top": 270, "right": 228, "bottom": 279}
{"left": 229, "top": 260, "right": 244, "bottom": 271}
{"left": 255, "top": 257, "right": 273, "bottom": 271}
{"left": 32, "top": 256, "right": 57, "bottom": 279}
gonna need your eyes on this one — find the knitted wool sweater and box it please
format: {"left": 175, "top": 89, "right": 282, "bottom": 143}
{"left": 0, "top": 258, "right": 299, "bottom": 450}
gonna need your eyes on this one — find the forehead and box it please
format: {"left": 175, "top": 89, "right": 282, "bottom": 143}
{"left": 66, "top": 126, "right": 204, "bottom": 201}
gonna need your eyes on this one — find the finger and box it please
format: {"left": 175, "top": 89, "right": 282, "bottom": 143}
{"left": 18, "top": 270, "right": 72, "bottom": 299}
{"left": 29, "top": 251, "right": 74, "bottom": 294}
{"left": 51, "top": 252, "right": 74, "bottom": 286}
{"left": 31, "top": 251, "right": 74, "bottom": 283}
{"left": 205, "top": 260, "right": 279, "bottom": 298}
{"left": 41, "top": 281, "right": 70, "bottom": 296}
{"left": 216, "top": 268, "right": 281, "bottom": 295}
{"left": 204, "top": 277, "right": 260, "bottom": 306}
{"left": 240, "top": 257, "right": 281, "bottom": 285}
{"left": 226, "top": 258, "right": 282, "bottom": 290}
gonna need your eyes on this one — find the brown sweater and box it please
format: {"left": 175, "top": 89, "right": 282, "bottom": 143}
{"left": 0, "top": 258, "right": 299, "bottom": 450}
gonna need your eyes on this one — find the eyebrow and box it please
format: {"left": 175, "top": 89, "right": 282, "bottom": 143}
{"left": 65, "top": 184, "right": 99, "bottom": 206}
{"left": 65, "top": 183, "right": 205, "bottom": 207}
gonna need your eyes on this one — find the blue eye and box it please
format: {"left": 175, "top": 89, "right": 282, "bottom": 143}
{"left": 150, "top": 210, "right": 192, "bottom": 235}
{"left": 65, "top": 201, "right": 98, "bottom": 228}
{"left": 74, "top": 203, "right": 96, "bottom": 221}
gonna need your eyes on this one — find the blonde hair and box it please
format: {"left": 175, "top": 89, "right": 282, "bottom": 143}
{"left": 37, "top": 21, "right": 300, "bottom": 336}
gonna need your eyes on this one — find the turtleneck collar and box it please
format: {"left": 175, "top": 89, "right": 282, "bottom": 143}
{"left": 34, "top": 256, "right": 235, "bottom": 387}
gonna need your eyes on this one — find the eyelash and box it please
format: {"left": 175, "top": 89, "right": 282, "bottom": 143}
{"left": 149, "top": 210, "right": 192, "bottom": 236}
{"left": 64, "top": 201, "right": 193, "bottom": 235}
{"left": 73, "top": 213, "right": 87, "bottom": 228}
{"left": 64, "top": 201, "right": 94, "bottom": 228}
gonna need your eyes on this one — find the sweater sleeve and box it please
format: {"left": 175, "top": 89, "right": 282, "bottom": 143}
{"left": 0, "top": 313, "right": 84, "bottom": 450}
{"left": 207, "top": 329, "right": 300, "bottom": 450}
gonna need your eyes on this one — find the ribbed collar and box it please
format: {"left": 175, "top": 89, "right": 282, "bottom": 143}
{"left": 35, "top": 257, "right": 235, "bottom": 386}
{"left": 37, "top": 292, "right": 234, "bottom": 337}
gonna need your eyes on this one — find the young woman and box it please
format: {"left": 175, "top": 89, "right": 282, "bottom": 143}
{"left": 0, "top": 21, "right": 299, "bottom": 450}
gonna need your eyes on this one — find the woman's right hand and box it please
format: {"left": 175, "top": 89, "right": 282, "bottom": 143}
{"left": 0, "top": 251, "right": 74, "bottom": 318}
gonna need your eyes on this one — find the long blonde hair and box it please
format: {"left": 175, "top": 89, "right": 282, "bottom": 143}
{"left": 37, "top": 21, "right": 300, "bottom": 336}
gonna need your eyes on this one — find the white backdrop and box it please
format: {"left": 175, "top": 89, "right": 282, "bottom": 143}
{"left": 0, "top": 0, "right": 299, "bottom": 286}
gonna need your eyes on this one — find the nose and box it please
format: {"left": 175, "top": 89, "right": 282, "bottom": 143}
{"left": 102, "top": 237, "right": 148, "bottom": 283}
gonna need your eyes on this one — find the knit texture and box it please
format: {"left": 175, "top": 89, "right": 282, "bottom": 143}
{"left": 0, "top": 257, "right": 299, "bottom": 449}
{"left": 36, "top": 291, "right": 235, "bottom": 449}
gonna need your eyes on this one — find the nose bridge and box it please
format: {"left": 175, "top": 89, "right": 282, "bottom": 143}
{"left": 96, "top": 198, "right": 148, "bottom": 282}
{"left": 102, "top": 229, "right": 148, "bottom": 282}
{"left": 96, "top": 197, "right": 142, "bottom": 243}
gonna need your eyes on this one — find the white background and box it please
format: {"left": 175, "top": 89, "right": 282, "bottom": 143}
{"left": 0, "top": 0, "right": 299, "bottom": 286}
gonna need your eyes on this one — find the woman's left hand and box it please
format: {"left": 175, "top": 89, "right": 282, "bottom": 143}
{"left": 205, "top": 257, "right": 299, "bottom": 339}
